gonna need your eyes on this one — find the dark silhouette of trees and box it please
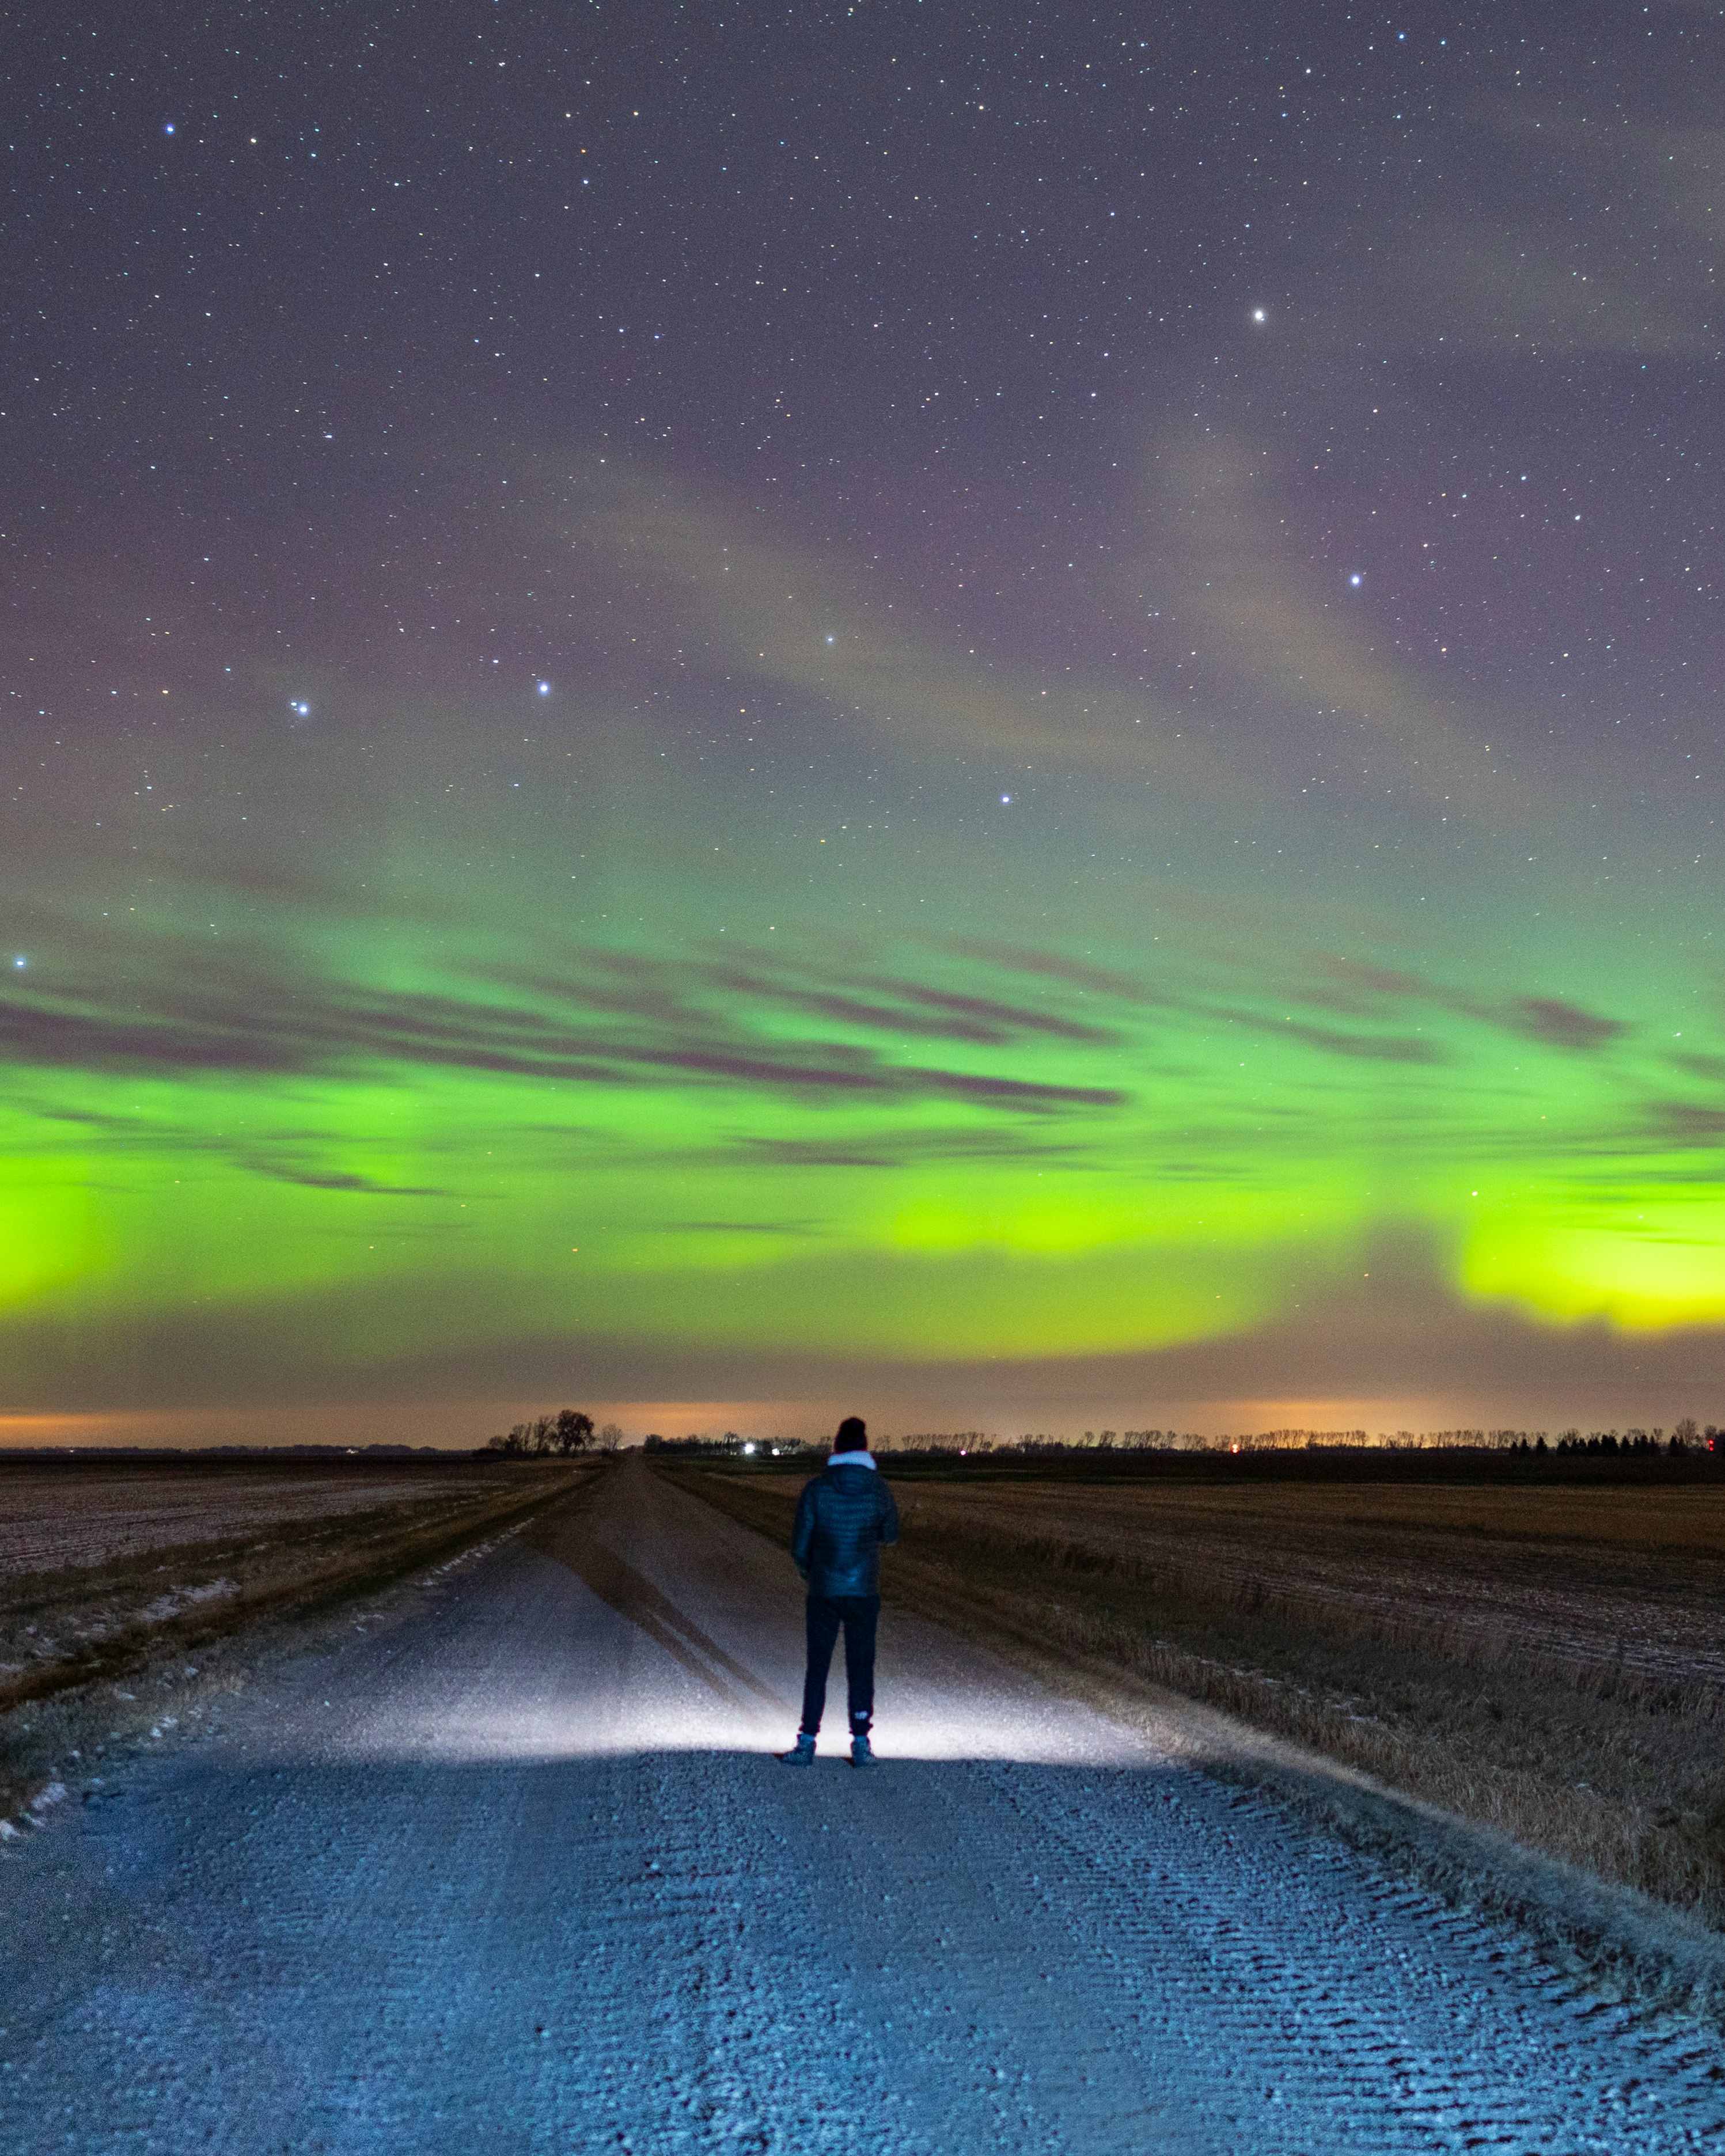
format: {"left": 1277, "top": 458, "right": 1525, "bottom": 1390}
{"left": 555, "top": 1408, "right": 596, "bottom": 1455}
{"left": 482, "top": 1407, "right": 594, "bottom": 1458}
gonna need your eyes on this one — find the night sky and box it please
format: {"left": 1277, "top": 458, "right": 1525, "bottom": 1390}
{"left": 5, "top": 2, "right": 1723, "bottom": 1444}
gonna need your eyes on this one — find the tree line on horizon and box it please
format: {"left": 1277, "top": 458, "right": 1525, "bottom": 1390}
{"left": 655, "top": 1420, "right": 1722, "bottom": 1458}
{"left": 883, "top": 1420, "right": 1719, "bottom": 1455}
{"left": 478, "top": 1416, "right": 1722, "bottom": 1461}
{"left": 482, "top": 1409, "right": 624, "bottom": 1458}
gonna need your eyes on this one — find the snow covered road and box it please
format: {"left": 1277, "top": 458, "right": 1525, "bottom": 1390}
{"left": 3, "top": 1457, "right": 1722, "bottom": 2153}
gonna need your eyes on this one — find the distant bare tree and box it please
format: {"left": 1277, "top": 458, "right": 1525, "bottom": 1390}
{"left": 553, "top": 1407, "right": 595, "bottom": 1456}
{"left": 597, "top": 1421, "right": 624, "bottom": 1452}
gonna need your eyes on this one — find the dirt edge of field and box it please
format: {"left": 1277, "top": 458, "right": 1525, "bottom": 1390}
{"left": 0, "top": 1463, "right": 599, "bottom": 1827}
{"left": 672, "top": 1465, "right": 1725, "bottom": 2034}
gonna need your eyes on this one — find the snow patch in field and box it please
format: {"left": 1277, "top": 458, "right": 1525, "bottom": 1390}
{"left": 141, "top": 1577, "right": 237, "bottom": 1623}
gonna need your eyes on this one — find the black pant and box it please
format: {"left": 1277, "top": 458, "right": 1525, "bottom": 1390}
{"left": 799, "top": 1592, "right": 879, "bottom": 1736}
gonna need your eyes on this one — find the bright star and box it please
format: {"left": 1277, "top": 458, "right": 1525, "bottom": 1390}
{"left": 290, "top": 699, "right": 310, "bottom": 716}
{"left": 164, "top": 123, "right": 176, "bottom": 135}
{"left": 824, "top": 634, "right": 836, "bottom": 646}
{"left": 1000, "top": 793, "right": 1012, "bottom": 804}
{"left": 12, "top": 956, "right": 25, "bottom": 969}
{"left": 1348, "top": 573, "right": 1363, "bottom": 588}
{"left": 537, "top": 680, "right": 552, "bottom": 695}
{"left": 1250, "top": 308, "right": 1268, "bottom": 324}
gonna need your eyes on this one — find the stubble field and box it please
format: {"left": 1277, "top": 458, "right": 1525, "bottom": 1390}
{"left": 0, "top": 1464, "right": 503, "bottom": 1578}
{"left": 684, "top": 1457, "right": 1725, "bottom": 1930}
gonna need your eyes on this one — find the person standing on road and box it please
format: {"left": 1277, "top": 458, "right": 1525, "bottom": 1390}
{"left": 780, "top": 1416, "right": 899, "bottom": 1767}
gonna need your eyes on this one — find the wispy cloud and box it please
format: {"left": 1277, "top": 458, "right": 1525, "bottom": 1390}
{"left": 1299, "top": 88, "right": 1725, "bottom": 360}
{"left": 0, "top": 942, "right": 1129, "bottom": 1114}
{"left": 1134, "top": 436, "right": 1514, "bottom": 813}
{"left": 1506, "top": 998, "right": 1629, "bottom": 1053}
{"left": 568, "top": 471, "right": 1224, "bottom": 789}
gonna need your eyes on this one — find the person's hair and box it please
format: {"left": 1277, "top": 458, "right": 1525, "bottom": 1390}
{"left": 834, "top": 1415, "right": 868, "bottom": 1449}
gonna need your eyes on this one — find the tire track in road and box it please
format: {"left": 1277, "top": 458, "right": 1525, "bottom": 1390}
{"left": 590, "top": 1749, "right": 905, "bottom": 2155}
{"left": 625, "top": 1751, "right": 1216, "bottom": 2156}
{"left": 979, "top": 1763, "right": 1725, "bottom": 2151}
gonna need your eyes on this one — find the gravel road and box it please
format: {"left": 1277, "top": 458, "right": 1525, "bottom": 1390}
{"left": 3, "top": 1457, "right": 1721, "bottom": 2153}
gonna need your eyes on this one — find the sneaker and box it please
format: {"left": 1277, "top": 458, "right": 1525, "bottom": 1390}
{"left": 850, "top": 1731, "right": 875, "bottom": 1768}
{"left": 779, "top": 1732, "right": 817, "bottom": 1766}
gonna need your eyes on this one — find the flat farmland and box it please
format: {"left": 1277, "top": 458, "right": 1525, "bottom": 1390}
{"left": 0, "top": 1464, "right": 498, "bottom": 1577}
{"left": 896, "top": 1476, "right": 1725, "bottom": 1691}
{"left": 686, "top": 1461, "right": 1725, "bottom": 1928}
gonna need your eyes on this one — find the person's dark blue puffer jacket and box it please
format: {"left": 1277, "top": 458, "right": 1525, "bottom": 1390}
{"left": 791, "top": 1464, "right": 900, "bottom": 1597}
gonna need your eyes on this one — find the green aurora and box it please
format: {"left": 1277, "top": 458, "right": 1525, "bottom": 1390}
{"left": 4, "top": 458, "right": 1721, "bottom": 1434}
